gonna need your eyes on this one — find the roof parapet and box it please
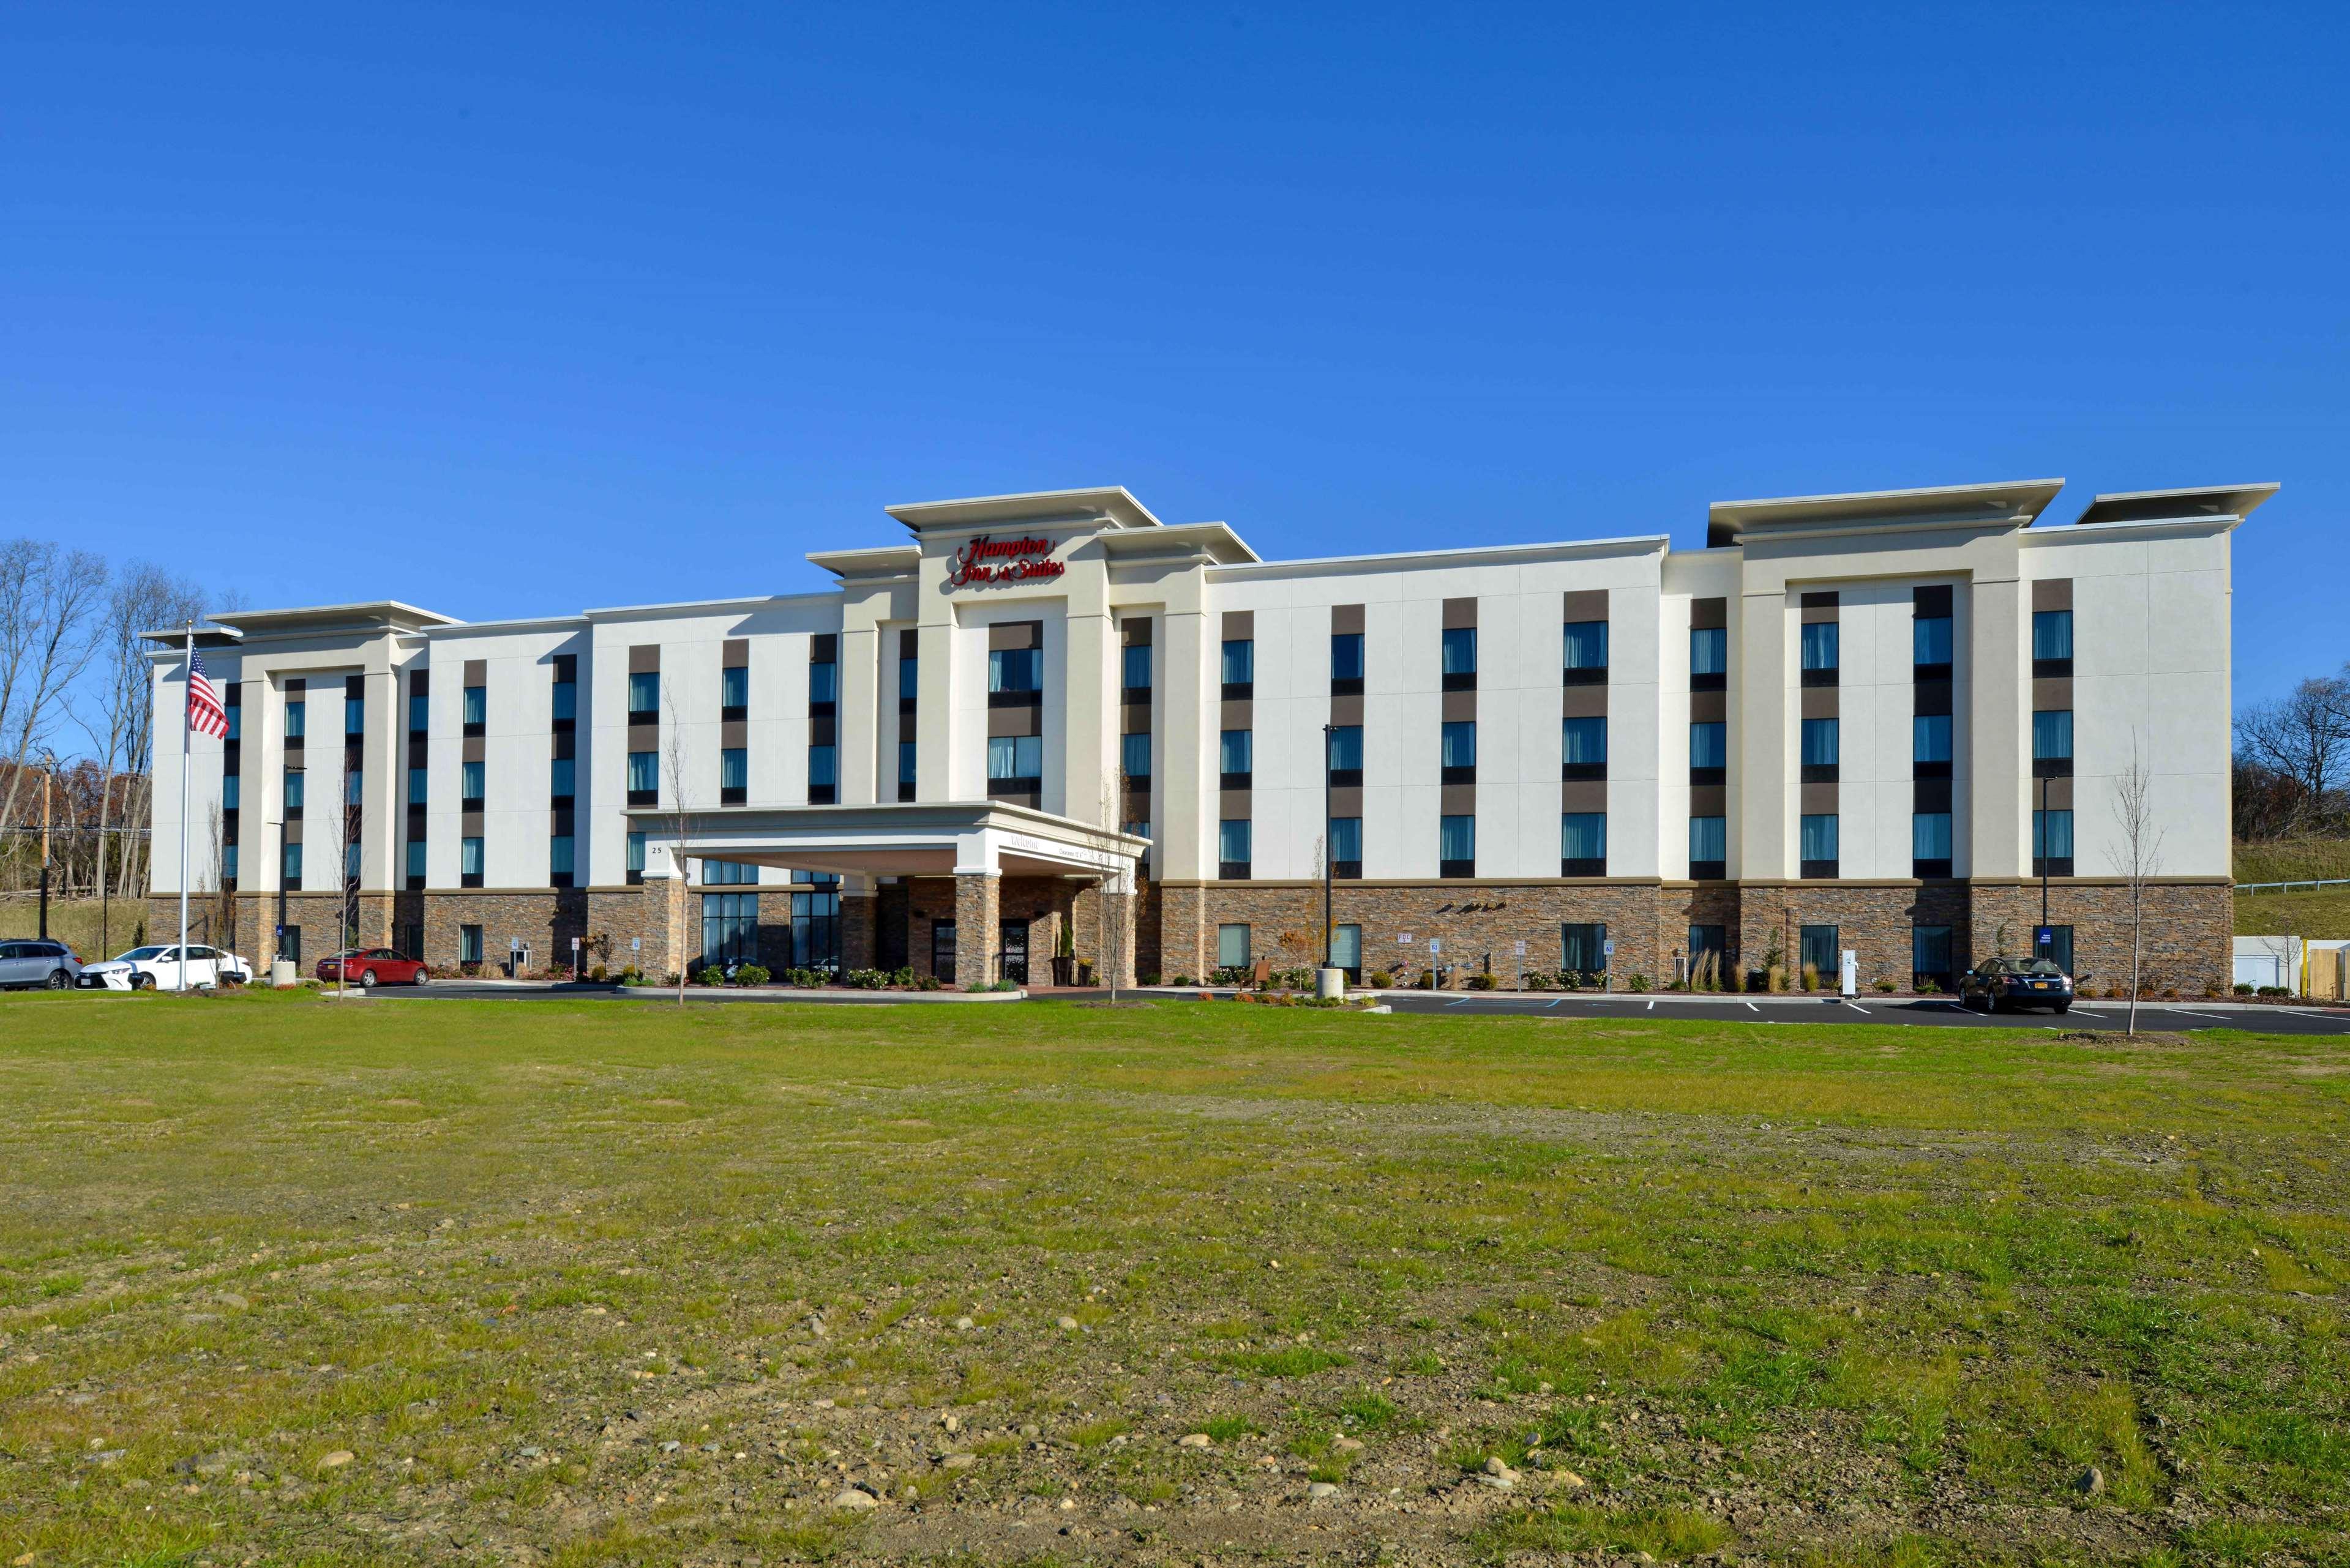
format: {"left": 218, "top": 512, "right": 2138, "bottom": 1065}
{"left": 2072, "top": 483, "right": 2278, "bottom": 526}
{"left": 1706, "top": 479, "right": 2065, "bottom": 548}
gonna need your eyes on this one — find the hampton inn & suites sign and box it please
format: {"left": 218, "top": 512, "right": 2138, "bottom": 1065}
{"left": 947, "top": 534, "right": 1066, "bottom": 588}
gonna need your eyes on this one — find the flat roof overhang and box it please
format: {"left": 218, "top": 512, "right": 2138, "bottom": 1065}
{"left": 622, "top": 799, "right": 1147, "bottom": 880}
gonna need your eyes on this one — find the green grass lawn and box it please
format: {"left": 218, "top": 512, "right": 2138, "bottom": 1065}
{"left": 3, "top": 993, "right": 2348, "bottom": 1566}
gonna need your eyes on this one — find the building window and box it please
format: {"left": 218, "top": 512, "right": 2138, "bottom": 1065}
{"left": 1799, "top": 925, "right": 1839, "bottom": 979}
{"left": 626, "top": 832, "right": 646, "bottom": 884}
{"left": 1687, "top": 924, "right": 1728, "bottom": 978}
{"left": 1800, "top": 622, "right": 1839, "bottom": 682}
{"left": 1330, "top": 816, "right": 1361, "bottom": 878}
{"left": 1332, "top": 923, "right": 1363, "bottom": 978}
{"left": 1218, "top": 819, "right": 1252, "bottom": 878}
{"left": 807, "top": 658, "right": 838, "bottom": 709}
{"left": 805, "top": 744, "right": 834, "bottom": 802}
{"left": 1120, "top": 730, "right": 1152, "bottom": 780}
{"left": 1327, "top": 725, "right": 1363, "bottom": 782}
{"left": 550, "top": 756, "right": 575, "bottom": 802}
{"left": 1912, "top": 925, "right": 1954, "bottom": 990}
{"left": 1123, "top": 819, "right": 1151, "bottom": 842}
{"left": 989, "top": 647, "right": 1042, "bottom": 694}
{"left": 2032, "top": 608, "right": 2073, "bottom": 669}
{"left": 1122, "top": 643, "right": 1151, "bottom": 692}
{"left": 282, "top": 840, "right": 304, "bottom": 886}
{"left": 222, "top": 774, "right": 241, "bottom": 810}
{"left": 1690, "top": 720, "right": 1726, "bottom": 783}
{"left": 2034, "top": 808, "right": 2074, "bottom": 876}
{"left": 720, "top": 665, "right": 749, "bottom": 715}
{"left": 285, "top": 700, "right": 306, "bottom": 741}
{"left": 406, "top": 766, "right": 427, "bottom": 806}
{"left": 789, "top": 872, "right": 840, "bottom": 973}
{"left": 1442, "top": 627, "right": 1478, "bottom": 690}
{"left": 460, "top": 836, "right": 484, "bottom": 887}
{"left": 460, "top": 760, "right": 485, "bottom": 808}
{"left": 1690, "top": 626, "right": 1728, "bottom": 688}
{"left": 1913, "top": 812, "right": 1953, "bottom": 878}
{"left": 284, "top": 768, "right": 305, "bottom": 812}
{"left": 1915, "top": 714, "right": 1953, "bottom": 769}
{"left": 345, "top": 693, "right": 365, "bottom": 736}
{"left": 1439, "top": 814, "right": 1475, "bottom": 878}
{"left": 549, "top": 835, "right": 574, "bottom": 886}
{"left": 987, "top": 734, "right": 1042, "bottom": 783}
{"left": 344, "top": 769, "right": 364, "bottom": 807}
{"left": 1562, "top": 812, "right": 1606, "bottom": 876}
{"left": 627, "top": 750, "right": 657, "bottom": 804}
{"left": 463, "top": 684, "right": 488, "bottom": 731}
{"left": 626, "top": 671, "right": 659, "bottom": 719}
{"left": 900, "top": 655, "right": 921, "bottom": 701}
{"left": 553, "top": 679, "right": 577, "bottom": 724}
{"left": 1563, "top": 715, "right": 1607, "bottom": 779}
{"left": 899, "top": 741, "right": 917, "bottom": 786}
{"left": 408, "top": 692, "right": 428, "bottom": 733}
{"left": 1221, "top": 638, "right": 1254, "bottom": 692}
{"left": 2034, "top": 709, "right": 2074, "bottom": 777}
{"left": 702, "top": 892, "right": 758, "bottom": 969}
{"left": 703, "top": 858, "right": 757, "bottom": 885}
{"left": 1689, "top": 815, "right": 1727, "bottom": 878}
{"left": 1219, "top": 728, "right": 1252, "bottom": 786}
{"left": 405, "top": 838, "right": 425, "bottom": 882}
{"left": 345, "top": 841, "right": 361, "bottom": 882}
{"left": 2038, "top": 924, "right": 2075, "bottom": 973}
{"left": 1217, "top": 924, "right": 1251, "bottom": 971}
{"left": 222, "top": 843, "right": 238, "bottom": 883}
{"left": 1800, "top": 813, "right": 1839, "bottom": 877}
{"left": 1914, "top": 613, "right": 1953, "bottom": 671}
{"left": 1440, "top": 720, "right": 1476, "bottom": 783}
{"left": 1562, "top": 923, "right": 1606, "bottom": 977}
{"left": 459, "top": 924, "right": 483, "bottom": 966}
{"left": 1330, "top": 632, "right": 1364, "bottom": 692}
{"left": 1562, "top": 621, "right": 1607, "bottom": 684}
{"left": 719, "top": 745, "right": 747, "bottom": 795}
{"left": 1800, "top": 716, "right": 1839, "bottom": 778}
{"left": 221, "top": 698, "right": 241, "bottom": 741}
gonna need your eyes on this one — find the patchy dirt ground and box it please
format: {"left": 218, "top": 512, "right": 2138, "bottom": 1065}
{"left": 3, "top": 995, "right": 2346, "bottom": 1565}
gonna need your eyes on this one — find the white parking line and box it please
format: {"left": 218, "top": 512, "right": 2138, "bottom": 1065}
{"left": 2165, "top": 1007, "right": 2229, "bottom": 1020}
{"left": 1646, "top": 998, "right": 1656, "bottom": 1011}
{"left": 1745, "top": 1001, "right": 1760, "bottom": 1012}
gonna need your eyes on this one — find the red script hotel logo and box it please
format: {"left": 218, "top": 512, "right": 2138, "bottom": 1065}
{"left": 948, "top": 534, "right": 1066, "bottom": 587}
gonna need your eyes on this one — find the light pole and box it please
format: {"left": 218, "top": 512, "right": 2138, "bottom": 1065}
{"left": 1321, "top": 722, "right": 1334, "bottom": 971}
{"left": 2038, "top": 774, "right": 2051, "bottom": 965}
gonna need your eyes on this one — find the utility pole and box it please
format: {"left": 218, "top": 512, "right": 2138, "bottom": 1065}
{"left": 2038, "top": 774, "right": 2051, "bottom": 964}
{"left": 39, "top": 752, "right": 56, "bottom": 940}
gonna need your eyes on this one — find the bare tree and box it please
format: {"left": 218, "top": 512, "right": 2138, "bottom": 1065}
{"left": 76, "top": 565, "right": 206, "bottom": 952}
{"left": 2233, "top": 671, "right": 2350, "bottom": 838}
{"left": 0, "top": 540, "right": 109, "bottom": 846}
{"left": 2106, "top": 736, "right": 2167, "bottom": 1036}
{"left": 662, "top": 680, "right": 695, "bottom": 1003}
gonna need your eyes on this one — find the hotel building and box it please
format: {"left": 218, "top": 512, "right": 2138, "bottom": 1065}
{"left": 147, "top": 477, "right": 2260, "bottom": 992}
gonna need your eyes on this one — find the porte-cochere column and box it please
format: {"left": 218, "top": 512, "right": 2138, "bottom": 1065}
{"left": 954, "top": 871, "right": 1000, "bottom": 989}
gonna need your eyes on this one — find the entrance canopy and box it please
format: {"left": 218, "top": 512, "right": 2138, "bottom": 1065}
{"left": 624, "top": 800, "right": 1146, "bottom": 889}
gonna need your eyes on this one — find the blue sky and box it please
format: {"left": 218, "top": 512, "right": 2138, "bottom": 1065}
{"left": 6, "top": 2, "right": 2343, "bottom": 705}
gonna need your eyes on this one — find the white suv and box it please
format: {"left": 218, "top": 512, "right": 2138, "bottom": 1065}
{"left": 77, "top": 945, "right": 254, "bottom": 991}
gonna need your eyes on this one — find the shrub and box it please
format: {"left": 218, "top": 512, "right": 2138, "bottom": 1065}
{"left": 694, "top": 965, "right": 725, "bottom": 986}
{"left": 1873, "top": 977, "right": 1896, "bottom": 993}
{"left": 2234, "top": 982, "right": 2255, "bottom": 995}
{"left": 2257, "top": 984, "right": 2290, "bottom": 998}
{"left": 1136, "top": 971, "right": 1159, "bottom": 986}
{"left": 1170, "top": 974, "right": 1192, "bottom": 987}
{"left": 1799, "top": 962, "right": 1820, "bottom": 993}
{"left": 1465, "top": 973, "right": 1497, "bottom": 991}
{"left": 1916, "top": 974, "right": 1940, "bottom": 995}
{"left": 733, "top": 963, "right": 771, "bottom": 987}
{"left": 915, "top": 973, "right": 941, "bottom": 991}
{"left": 1367, "top": 969, "right": 1394, "bottom": 989}
{"left": 845, "top": 968, "right": 890, "bottom": 989}
{"left": 1625, "top": 971, "right": 1649, "bottom": 993}
{"left": 1208, "top": 965, "right": 1252, "bottom": 987}
{"left": 616, "top": 965, "right": 648, "bottom": 987}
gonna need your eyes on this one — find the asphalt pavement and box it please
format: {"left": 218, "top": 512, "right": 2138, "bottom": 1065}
{"left": 359, "top": 979, "right": 2350, "bottom": 1033}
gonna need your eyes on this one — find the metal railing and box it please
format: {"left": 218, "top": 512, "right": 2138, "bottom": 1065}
{"left": 2238, "top": 878, "right": 2350, "bottom": 895}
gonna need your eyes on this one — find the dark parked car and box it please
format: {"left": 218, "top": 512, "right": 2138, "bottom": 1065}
{"left": 0, "top": 939, "right": 83, "bottom": 989}
{"left": 316, "top": 948, "right": 431, "bottom": 987}
{"left": 1956, "top": 957, "right": 2075, "bottom": 1013}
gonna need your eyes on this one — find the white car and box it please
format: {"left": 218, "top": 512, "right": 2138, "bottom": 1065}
{"left": 77, "top": 944, "right": 254, "bottom": 991}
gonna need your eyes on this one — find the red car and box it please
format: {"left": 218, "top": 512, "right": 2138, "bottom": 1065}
{"left": 316, "top": 948, "right": 431, "bottom": 987}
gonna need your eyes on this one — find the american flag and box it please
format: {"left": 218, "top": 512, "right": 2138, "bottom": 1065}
{"left": 186, "top": 649, "right": 229, "bottom": 740}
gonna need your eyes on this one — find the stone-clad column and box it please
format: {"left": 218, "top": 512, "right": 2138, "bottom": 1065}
{"left": 839, "top": 892, "right": 877, "bottom": 973}
{"left": 954, "top": 872, "right": 1000, "bottom": 989}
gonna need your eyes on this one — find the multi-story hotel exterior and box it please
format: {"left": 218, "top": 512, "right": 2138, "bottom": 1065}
{"left": 147, "top": 477, "right": 2261, "bottom": 993}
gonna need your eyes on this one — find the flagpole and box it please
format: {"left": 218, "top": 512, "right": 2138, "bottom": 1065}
{"left": 178, "top": 622, "right": 193, "bottom": 993}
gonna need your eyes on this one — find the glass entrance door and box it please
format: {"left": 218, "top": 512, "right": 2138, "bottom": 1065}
{"left": 931, "top": 920, "right": 956, "bottom": 982}
{"left": 1000, "top": 919, "right": 1030, "bottom": 984}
